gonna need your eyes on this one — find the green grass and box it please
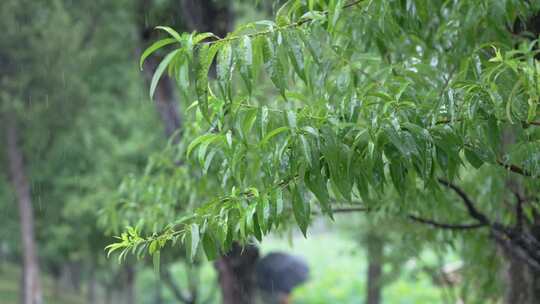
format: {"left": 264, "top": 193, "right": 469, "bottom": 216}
{"left": 259, "top": 231, "right": 445, "bottom": 304}
{"left": 0, "top": 263, "right": 85, "bottom": 304}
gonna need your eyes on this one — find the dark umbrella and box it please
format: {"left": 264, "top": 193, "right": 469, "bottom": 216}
{"left": 256, "top": 252, "right": 310, "bottom": 297}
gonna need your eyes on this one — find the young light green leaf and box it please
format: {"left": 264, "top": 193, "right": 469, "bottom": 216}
{"left": 150, "top": 49, "right": 181, "bottom": 99}
{"left": 155, "top": 26, "right": 182, "bottom": 42}
{"left": 260, "top": 126, "right": 290, "bottom": 146}
{"left": 187, "top": 133, "right": 221, "bottom": 157}
{"left": 140, "top": 38, "right": 177, "bottom": 70}
{"left": 194, "top": 32, "right": 220, "bottom": 44}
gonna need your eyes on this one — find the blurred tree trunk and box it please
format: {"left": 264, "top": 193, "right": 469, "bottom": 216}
{"left": 5, "top": 113, "right": 43, "bottom": 304}
{"left": 179, "top": 0, "right": 234, "bottom": 35}
{"left": 154, "top": 276, "right": 163, "bottom": 304}
{"left": 70, "top": 261, "right": 83, "bottom": 293}
{"left": 214, "top": 243, "right": 259, "bottom": 304}
{"left": 502, "top": 253, "right": 535, "bottom": 303}
{"left": 365, "top": 233, "right": 383, "bottom": 304}
{"left": 125, "top": 264, "right": 136, "bottom": 304}
{"left": 52, "top": 275, "right": 60, "bottom": 300}
{"left": 500, "top": 127, "right": 540, "bottom": 303}
{"left": 87, "top": 264, "right": 97, "bottom": 304}
{"left": 104, "top": 284, "right": 113, "bottom": 304}
{"left": 500, "top": 236, "right": 540, "bottom": 303}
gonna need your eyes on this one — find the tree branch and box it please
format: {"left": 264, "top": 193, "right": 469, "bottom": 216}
{"left": 330, "top": 207, "right": 486, "bottom": 231}
{"left": 331, "top": 207, "right": 370, "bottom": 213}
{"left": 437, "top": 179, "right": 491, "bottom": 225}
{"left": 407, "top": 215, "right": 486, "bottom": 230}
{"left": 496, "top": 159, "right": 536, "bottom": 178}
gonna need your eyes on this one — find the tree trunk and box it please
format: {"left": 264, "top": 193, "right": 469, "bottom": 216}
{"left": 214, "top": 242, "right": 259, "bottom": 304}
{"left": 5, "top": 113, "right": 43, "bottom": 304}
{"left": 154, "top": 276, "right": 163, "bottom": 304}
{"left": 69, "top": 261, "right": 83, "bottom": 293}
{"left": 125, "top": 264, "right": 136, "bottom": 304}
{"left": 87, "top": 265, "right": 97, "bottom": 304}
{"left": 104, "top": 284, "right": 113, "bottom": 304}
{"left": 365, "top": 233, "right": 383, "bottom": 304}
{"left": 501, "top": 248, "right": 540, "bottom": 304}
{"left": 52, "top": 275, "right": 60, "bottom": 300}
{"left": 179, "top": 0, "right": 234, "bottom": 36}
{"left": 499, "top": 127, "right": 540, "bottom": 303}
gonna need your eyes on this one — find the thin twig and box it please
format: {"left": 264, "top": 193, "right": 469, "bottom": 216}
{"left": 202, "top": 0, "right": 365, "bottom": 46}
{"left": 331, "top": 207, "right": 370, "bottom": 213}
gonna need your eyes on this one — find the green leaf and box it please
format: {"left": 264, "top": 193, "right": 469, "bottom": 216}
{"left": 238, "top": 36, "right": 253, "bottom": 94}
{"left": 261, "top": 35, "right": 287, "bottom": 99}
{"left": 190, "top": 223, "right": 200, "bottom": 261}
{"left": 260, "top": 106, "right": 269, "bottom": 138}
{"left": 252, "top": 212, "right": 263, "bottom": 241}
{"left": 150, "top": 49, "right": 180, "bottom": 99}
{"left": 276, "top": 0, "right": 293, "bottom": 26}
{"left": 305, "top": 169, "right": 331, "bottom": 216}
{"left": 291, "top": 184, "right": 309, "bottom": 237}
{"left": 217, "top": 42, "right": 233, "bottom": 100}
{"left": 202, "top": 232, "right": 218, "bottom": 261}
{"left": 286, "top": 110, "right": 297, "bottom": 130}
{"left": 276, "top": 188, "right": 284, "bottom": 216}
{"left": 195, "top": 43, "right": 220, "bottom": 120}
{"left": 260, "top": 126, "right": 290, "bottom": 146}
{"left": 464, "top": 148, "right": 484, "bottom": 169}
{"left": 528, "top": 97, "right": 538, "bottom": 122}
{"left": 155, "top": 26, "right": 182, "bottom": 42}
{"left": 321, "top": 128, "right": 352, "bottom": 201}
{"left": 300, "top": 135, "right": 312, "bottom": 166}
{"left": 328, "top": 0, "right": 344, "bottom": 33}
{"left": 285, "top": 31, "right": 306, "bottom": 82}
{"left": 187, "top": 133, "right": 221, "bottom": 157}
{"left": 140, "top": 38, "right": 177, "bottom": 70}
{"left": 194, "top": 32, "right": 219, "bottom": 44}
